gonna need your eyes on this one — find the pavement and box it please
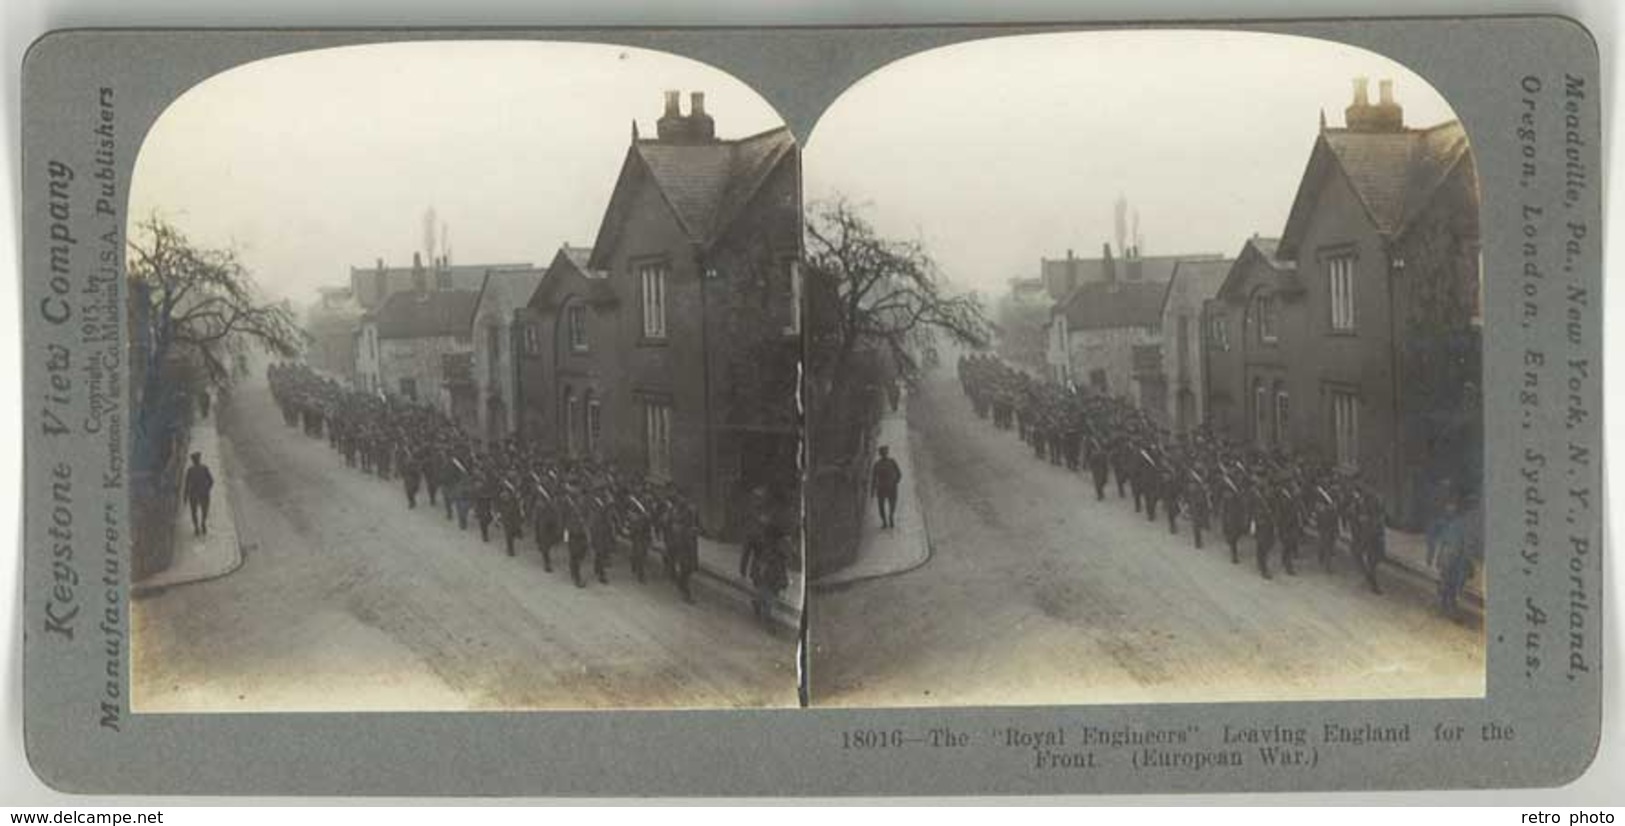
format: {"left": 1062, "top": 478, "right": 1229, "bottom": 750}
{"left": 132, "top": 409, "right": 243, "bottom": 596}
{"left": 811, "top": 368, "right": 1484, "bottom": 707}
{"left": 811, "top": 389, "right": 931, "bottom": 589}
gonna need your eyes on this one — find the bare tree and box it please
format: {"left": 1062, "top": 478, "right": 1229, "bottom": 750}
{"left": 803, "top": 196, "right": 990, "bottom": 384}
{"left": 128, "top": 215, "right": 306, "bottom": 392}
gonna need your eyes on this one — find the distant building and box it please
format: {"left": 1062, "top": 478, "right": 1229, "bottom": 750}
{"left": 1203, "top": 77, "right": 1481, "bottom": 528}
{"left": 1203, "top": 236, "right": 1297, "bottom": 444}
{"left": 468, "top": 266, "right": 546, "bottom": 442}
{"left": 994, "top": 275, "right": 1053, "bottom": 373}
{"left": 519, "top": 91, "right": 801, "bottom": 540}
{"left": 1045, "top": 246, "right": 1169, "bottom": 405}
{"left": 517, "top": 244, "right": 615, "bottom": 456}
{"left": 1154, "top": 256, "right": 1234, "bottom": 434}
{"left": 1044, "top": 244, "right": 1222, "bottom": 408}
{"left": 355, "top": 288, "right": 479, "bottom": 416}
{"left": 1040, "top": 245, "right": 1218, "bottom": 304}
{"left": 304, "top": 285, "right": 363, "bottom": 384}
{"left": 348, "top": 253, "right": 532, "bottom": 312}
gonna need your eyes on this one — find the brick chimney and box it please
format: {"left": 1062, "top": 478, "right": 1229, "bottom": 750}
{"left": 1126, "top": 244, "right": 1143, "bottom": 281}
{"left": 412, "top": 251, "right": 426, "bottom": 293}
{"left": 1345, "top": 76, "right": 1404, "bottom": 132}
{"left": 655, "top": 89, "right": 717, "bottom": 144}
{"left": 1102, "top": 242, "right": 1116, "bottom": 284}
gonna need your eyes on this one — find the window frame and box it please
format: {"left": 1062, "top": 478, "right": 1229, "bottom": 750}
{"left": 567, "top": 303, "right": 589, "bottom": 352}
{"left": 1327, "top": 253, "right": 1358, "bottom": 333}
{"left": 1331, "top": 389, "right": 1360, "bottom": 471}
{"left": 643, "top": 399, "right": 674, "bottom": 480}
{"left": 637, "top": 259, "right": 670, "bottom": 342}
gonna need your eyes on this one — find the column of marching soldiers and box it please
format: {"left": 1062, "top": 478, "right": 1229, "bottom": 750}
{"left": 955, "top": 353, "right": 1396, "bottom": 592}
{"left": 263, "top": 363, "right": 794, "bottom": 625}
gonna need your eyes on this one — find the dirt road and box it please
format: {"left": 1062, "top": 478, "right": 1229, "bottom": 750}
{"left": 132, "top": 379, "right": 797, "bottom": 712}
{"left": 811, "top": 369, "right": 1484, "bottom": 707}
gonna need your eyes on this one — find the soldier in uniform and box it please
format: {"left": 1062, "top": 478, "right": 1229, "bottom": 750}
{"left": 589, "top": 492, "right": 615, "bottom": 585}
{"left": 401, "top": 447, "right": 422, "bottom": 509}
{"left": 1352, "top": 489, "right": 1388, "bottom": 594}
{"left": 1313, "top": 482, "right": 1340, "bottom": 570}
{"left": 739, "top": 517, "right": 790, "bottom": 628}
{"left": 497, "top": 480, "right": 524, "bottom": 557}
{"left": 473, "top": 469, "right": 496, "bottom": 543}
{"left": 1251, "top": 481, "right": 1277, "bottom": 580}
{"left": 623, "top": 490, "right": 654, "bottom": 584}
{"left": 1087, "top": 436, "right": 1111, "bottom": 501}
{"left": 1274, "top": 480, "right": 1302, "bottom": 577}
{"left": 665, "top": 498, "right": 700, "bottom": 604}
{"left": 530, "top": 481, "right": 559, "bottom": 573}
{"left": 1220, "top": 474, "right": 1250, "bottom": 565}
{"left": 565, "top": 493, "right": 591, "bottom": 588}
{"left": 1184, "top": 470, "right": 1210, "bottom": 549}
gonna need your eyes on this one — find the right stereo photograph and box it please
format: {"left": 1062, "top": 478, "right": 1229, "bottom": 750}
{"left": 802, "top": 29, "right": 1486, "bottom": 708}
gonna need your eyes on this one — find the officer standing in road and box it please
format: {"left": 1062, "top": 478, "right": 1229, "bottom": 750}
{"left": 871, "top": 446, "right": 902, "bottom": 529}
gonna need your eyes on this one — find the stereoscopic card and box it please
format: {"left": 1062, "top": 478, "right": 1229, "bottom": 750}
{"left": 18, "top": 17, "right": 1602, "bottom": 795}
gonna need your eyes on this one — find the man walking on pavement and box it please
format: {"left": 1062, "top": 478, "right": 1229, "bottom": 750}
{"left": 183, "top": 451, "right": 214, "bottom": 536}
{"left": 871, "top": 445, "right": 902, "bottom": 529}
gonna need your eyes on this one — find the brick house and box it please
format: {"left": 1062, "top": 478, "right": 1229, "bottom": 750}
{"left": 517, "top": 245, "right": 616, "bottom": 457}
{"left": 355, "top": 288, "right": 479, "bottom": 416}
{"left": 1155, "top": 257, "right": 1233, "bottom": 434}
{"left": 1043, "top": 244, "right": 1220, "bottom": 385}
{"left": 469, "top": 266, "right": 545, "bottom": 442}
{"left": 1204, "top": 78, "right": 1481, "bottom": 528}
{"left": 1046, "top": 260, "right": 1168, "bottom": 406}
{"left": 348, "top": 253, "right": 531, "bottom": 311}
{"left": 1203, "top": 236, "right": 1298, "bottom": 446}
{"left": 520, "top": 91, "right": 801, "bottom": 540}
{"left": 304, "top": 285, "right": 363, "bottom": 384}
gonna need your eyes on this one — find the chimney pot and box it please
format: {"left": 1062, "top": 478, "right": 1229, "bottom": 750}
{"left": 663, "top": 90, "right": 681, "bottom": 116}
{"left": 1378, "top": 78, "right": 1394, "bottom": 105}
{"left": 1353, "top": 76, "right": 1370, "bottom": 106}
{"left": 690, "top": 91, "right": 706, "bottom": 116}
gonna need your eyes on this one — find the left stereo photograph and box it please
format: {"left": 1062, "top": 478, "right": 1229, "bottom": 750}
{"left": 124, "top": 41, "right": 805, "bottom": 712}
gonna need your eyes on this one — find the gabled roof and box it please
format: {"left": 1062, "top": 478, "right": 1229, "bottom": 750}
{"left": 589, "top": 126, "right": 797, "bottom": 269}
{"left": 1055, "top": 279, "right": 1169, "bottom": 332}
{"left": 1046, "top": 253, "right": 1223, "bottom": 306}
{"left": 473, "top": 267, "right": 547, "bottom": 321}
{"left": 368, "top": 289, "right": 479, "bottom": 340}
{"left": 1216, "top": 236, "right": 1297, "bottom": 304}
{"left": 530, "top": 245, "right": 617, "bottom": 311}
{"left": 349, "top": 261, "right": 534, "bottom": 309}
{"left": 1161, "top": 257, "right": 1236, "bottom": 316}
{"left": 1278, "top": 120, "right": 1471, "bottom": 259}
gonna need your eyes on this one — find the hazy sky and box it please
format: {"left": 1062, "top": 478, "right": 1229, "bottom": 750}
{"left": 129, "top": 41, "right": 786, "bottom": 306}
{"left": 131, "top": 33, "right": 1463, "bottom": 307}
{"left": 804, "top": 30, "right": 1460, "bottom": 296}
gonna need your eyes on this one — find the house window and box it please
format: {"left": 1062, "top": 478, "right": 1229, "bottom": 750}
{"left": 1257, "top": 294, "right": 1279, "bottom": 343}
{"left": 1332, "top": 390, "right": 1359, "bottom": 469}
{"left": 644, "top": 400, "right": 673, "bottom": 480}
{"left": 1254, "top": 380, "right": 1270, "bottom": 447}
{"left": 1208, "top": 315, "right": 1228, "bottom": 351}
{"left": 640, "top": 262, "right": 668, "bottom": 339}
{"left": 562, "top": 388, "right": 581, "bottom": 455}
{"left": 486, "top": 324, "right": 502, "bottom": 387}
{"left": 1176, "top": 315, "right": 1190, "bottom": 380}
{"left": 587, "top": 398, "right": 603, "bottom": 457}
{"left": 1274, "top": 387, "right": 1290, "bottom": 447}
{"left": 523, "top": 323, "right": 540, "bottom": 356}
{"left": 1329, "top": 255, "right": 1356, "bottom": 331}
{"left": 785, "top": 259, "right": 803, "bottom": 335}
{"left": 568, "top": 304, "right": 589, "bottom": 351}
{"left": 399, "top": 377, "right": 417, "bottom": 401}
